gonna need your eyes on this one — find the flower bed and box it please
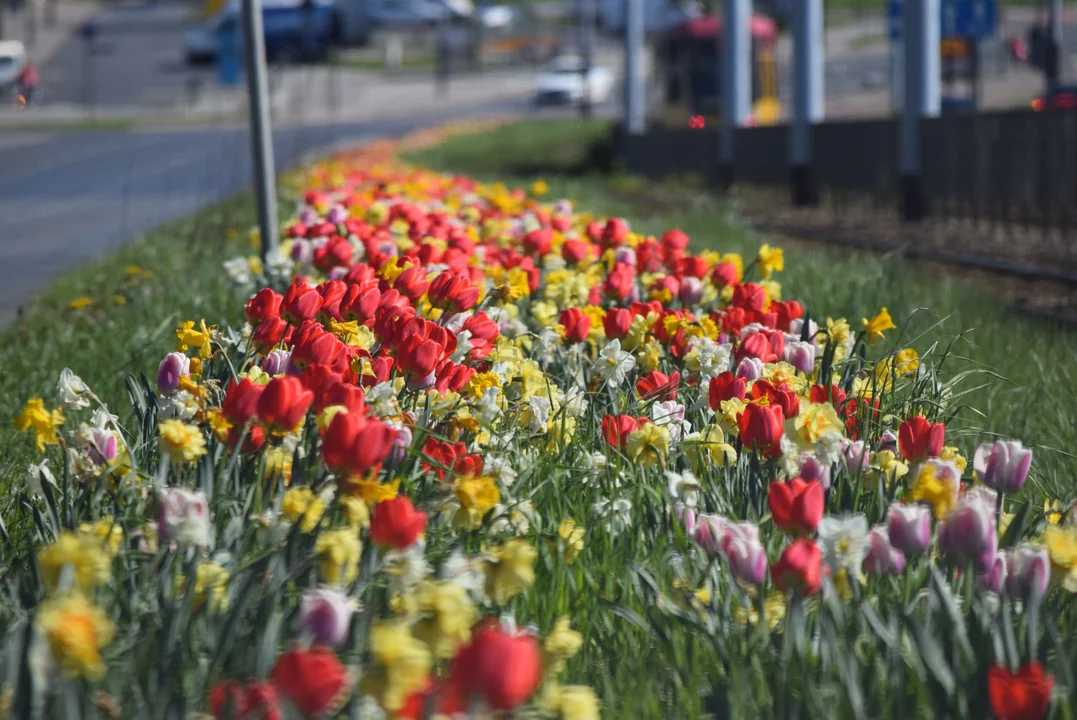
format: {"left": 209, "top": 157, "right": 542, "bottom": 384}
{"left": 3, "top": 133, "right": 1074, "bottom": 719}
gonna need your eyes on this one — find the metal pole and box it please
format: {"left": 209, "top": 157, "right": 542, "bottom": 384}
{"left": 719, "top": 0, "right": 751, "bottom": 185}
{"left": 890, "top": 38, "right": 904, "bottom": 114}
{"left": 579, "top": 0, "right": 595, "bottom": 117}
{"left": 241, "top": 0, "right": 280, "bottom": 258}
{"left": 900, "top": 0, "right": 939, "bottom": 222}
{"left": 790, "top": 0, "right": 823, "bottom": 206}
{"left": 624, "top": 0, "right": 644, "bottom": 134}
{"left": 1048, "top": 0, "right": 1063, "bottom": 89}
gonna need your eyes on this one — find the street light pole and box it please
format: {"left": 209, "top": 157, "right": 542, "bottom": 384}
{"left": 719, "top": 0, "right": 751, "bottom": 188}
{"left": 578, "top": 0, "right": 595, "bottom": 117}
{"left": 240, "top": 0, "right": 280, "bottom": 259}
{"left": 623, "top": 0, "right": 644, "bottom": 134}
{"left": 900, "top": 0, "right": 940, "bottom": 222}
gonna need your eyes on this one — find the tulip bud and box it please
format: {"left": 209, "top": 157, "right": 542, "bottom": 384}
{"left": 327, "top": 266, "right": 349, "bottom": 281}
{"left": 886, "top": 503, "right": 933, "bottom": 555}
{"left": 678, "top": 277, "right": 704, "bottom": 305}
{"left": 772, "top": 539, "right": 822, "bottom": 595}
{"left": 157, "top": 352, "right": 191, "bottom": 396}
{"left": 938, "top": 487, "right": 997, "bottom": 569}
{"left": 299, "top": 588, "right": 356, "bottom": 647}
{"left": 326, "top": 206, "right": 347, "bottom": 225}
{"left": 734, "top": 357, "right": 763, "bottom": 382}
{"left": 724, "top": 531, "right": 768, "bottom": 587}
{"left": 613, "top": 246, "right": 637, "bottom": 266}
{"left": 87, "top": 429, "right": 118, "bottom": 466}
{"left": 158, "top": 487, "right": 211, "bottom": 548}
{"left": 1003, "top": 544, "right": 1050, "bottom": 603}
{"left": 797, "top": 454, "right": 832, "bottom": 490}
{"left": 863, "top": 526, "right": 906, "bottom": 576}
{"left": 842, "top": 440, "right": 871, "bottom": 474}
{"left": 973, "top": 439, "right": 1033, "bottom": 494}
{"left": 783, "top": 340, "right": 816, "bottom": 375}
{"left": 262, "top": 349, "right": 292, "bottom": 377}
{"left": 788, "top": 317, "right": 818, "bottom": 339}
{"left": 674, "top": 504, "right": 697, "bottom": 537}
{"left": 979, "top": 552, "right": 1008, "bottom": 594}
{"left": 693, "top": 513, "right": 728, "bottom": 555}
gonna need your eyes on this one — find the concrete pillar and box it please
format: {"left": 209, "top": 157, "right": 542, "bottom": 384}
{"left": 790, "top": 0, "right": 824, "bottom": 206}
{"left": 624, "top": 0, "right": 645, "bottom": 134}
{"left": 719, "top": 0, "right": 751, "bottom": 187}
{"left": 900, "top": 0, "right": 940, "bottom": 221}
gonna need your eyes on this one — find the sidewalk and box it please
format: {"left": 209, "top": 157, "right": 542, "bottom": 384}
{"left": 4, "top": 0, "right": 100, "bottom": 66}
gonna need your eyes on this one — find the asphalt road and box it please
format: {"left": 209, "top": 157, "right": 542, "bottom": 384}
{"left": 0, "top": 99, "right": 530, "bottom": 325}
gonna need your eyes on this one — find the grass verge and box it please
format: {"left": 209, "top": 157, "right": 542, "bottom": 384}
{"left": 404, "top": 117, "right": 1077, "bottom": 500}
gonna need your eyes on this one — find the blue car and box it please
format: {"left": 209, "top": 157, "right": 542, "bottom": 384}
{"left": 185, "top": 0, "right": 337, "bottom": 65}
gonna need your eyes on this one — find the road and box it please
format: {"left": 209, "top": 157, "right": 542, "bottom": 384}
{"left": 0, "top": 98, "right": 536, "bottom": 325}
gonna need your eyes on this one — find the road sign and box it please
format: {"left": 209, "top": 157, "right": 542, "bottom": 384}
{"left": 888, "top": 0, "right": 997, "bottom": 41}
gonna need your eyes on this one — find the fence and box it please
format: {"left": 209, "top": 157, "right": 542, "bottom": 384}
{"left": 620, "top": 108, "right": 1077, "bottom": 239}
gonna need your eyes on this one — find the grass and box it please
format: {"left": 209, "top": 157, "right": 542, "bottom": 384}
{"left": 405, "top": 117, "right": 1077, "bottom": 500}
{"left": 0, "top": 196, "right": 258, "bottom": 487}
{"left": 2, "top": 117, "right": 1076, "bottom": 717}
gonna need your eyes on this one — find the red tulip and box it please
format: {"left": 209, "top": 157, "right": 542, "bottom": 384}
{"left": 322, "top": 411, "right": 361, "bottom": 473}
{"left": 271, "top": 646, "right": 349, "bottom": 718}
{"left": 677, "top": 255, "right": 709, "bottom": 279}
{"left": 708, "top": 371, "right": 747, "bottom": 410}
{"left": 711, "top": 262, "right": 739, "bottom": 288}
{"left": 637, "top": 370, "right": 680, "bottom": 402}
{"left": 462, "top": 312, "right": 500, "bottom": 361}
{"left": 208, "top": 680, "right": 281, "bottom": 720}
{"left": 559, "top": 307, "right": 591, "bottom": 343}
{"left": 738, "top": 402, "right": 784, "bottom": 453}
{"left": 602, "top": 414, "right": 640, "bottom": 450}
{"left": 257, "top": 376, "right": 314, "bottom": 433}
{"left": 522, "top": 228, "right": 552, "bottom": 256}
{"left": 768, "top": 478, "right": 824, "bottom": 536}
{"left": 603, "top": 307, "right": 632, "bottom": 340}
{"left": 428, "top": 271, "right": 480, "bottom": 313}
{"left": 661, "top": 228, "right": 690, "bottom": 253}
{"left": 750, "top": 380, "right": 800, "bottom": 419}
{"left": 321, "top": 381, "right": 366, "bottom": 416}
{"left": 222, "top": 378, "right": 265, "bottom": 425}
{"left": 300, "top": 364, "right": 344, "bottom": 412}
{"left": 602, "top": 218, "right": 629, "bottom": 247}
{"left": 772, "top": 539, "right": 822, "bottom": 595}
{"left": 370, "top": 495, "right": 427, "bottom": 549}
{"left": 808, "top": 383, "right": 847, "bottom": 406}
{"left": 898, "top": 416, "right": 946, "bottom": 462}
{"left": 393, "top": 265, "right": 431, "bottom": 302}
{"left": 604, "top": 263, "right": 636, "bottom": 301}
{"left": 346, "top": 418, "right": 397, "bottom": 477}
{"left": 396, "top": 336, "right": 441, "bottom": 380}
{"left": 731, "top": 282, "right": 767, "bottom": 313}
{"left": 246, "top": 288, "right": 282, "bottom": 326}
{"left": 252, "top": 316, "right": 289, "bottom": 353}
{"left": 422, "top": 438, "right": 464, "bottom": 481}
{"left": 562, "top": 239, "right": 591, "bottom": 265}
{"left": 448, "top": 619, "right": 542, "bottom": 711}
{"left": 281, "top": 281, "right": 323, "bottom": 325}
{"left": 988, "top": 662, "right": 1053, "bottom": 720}
{"left": 737, "top": 330, "right": 783, "bottom": 364}
{"left": 316, "top": 280, "right": 348, "bottom": 322}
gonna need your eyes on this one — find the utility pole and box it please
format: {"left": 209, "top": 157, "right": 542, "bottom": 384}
{"left": 719, "top": 0, "right": 751, "bottom": 189}
{"left": 623, "top": 0, "right": 644, "bottom": 134}
{"left": 900, "top": 0, "right": 940, "bottom": 222}
{"left": 790, "top": 0, "right": 823, "bottom": 206}
{"left": 1047, "top": 0, "right": 1063, "bottom": 90}
{"left": 578, "top": 0, "right": 595, "bottom": 117}
{"left": 240, "top": 0, "right": 280, "bottom": 259}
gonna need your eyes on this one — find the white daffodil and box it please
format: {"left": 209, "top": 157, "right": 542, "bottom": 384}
{"left": 594, "top": 339, "right": 636, "bottom": 386}
{"left": 592, "top": 498, "right": 633, "bottom": 536}
{"left": 817, "top": 515, "right": 872, "bottom": 573}
{"left": 57, "top": 368, "right": 92, "bottom": 411}
{"left": 665, "top": 470, "right": 702, "bottom": 508}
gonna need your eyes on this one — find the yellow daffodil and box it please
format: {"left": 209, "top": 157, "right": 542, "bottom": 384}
{"left": 158, "top": 420, "right": 207, "bottom": 465}
{"left": 544, "top": 616, "right": 583, "bottom": 674}
{"left": 362, "top": 620, "right": 432, "bottom": 712}
{"left": 485, "top": 538, "right": 536, "bottom": 605}
{"left": 1043, "top": 525, "right": 1077, "bottom": 592}
{"left": 906, "top": 462, "right": 958, "bottom": 520}
{"left": 411, "top": 580, "right": 477, "bottom": 659}
{"left": 38, "top": 532, "right": 112, "bottom": 594}
{"left": 757, "top": 244, "right": 784, "bottom": 279}
{"left": 37, "top": 594, "right": 115, "bottom": 680}
{"left": 557, "top": 518, "right": 585, "bottom": 563}
{"left": 12, "top": 398, "right": 64, "bottom": 453}
{"left": 625, "top": 423, "right": 671, "bottom": 467}
{"left": 315, "top": 528, "right": 362, "bottom": 586}
{"left": 281, "top": 487, "right": 326, "bottom": 533}
{"left": 861, "top": 308, "right": 896, "bottom": 347}
{"left": 454, "top": 475, "right": 501, "bottom": 530}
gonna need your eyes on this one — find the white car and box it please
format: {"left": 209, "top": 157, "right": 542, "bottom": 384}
{"left": 534, "top": 56, "right": 613, "bottom": 106}
{"left": 0, "top": 40, "right": 28, "bottom": 92}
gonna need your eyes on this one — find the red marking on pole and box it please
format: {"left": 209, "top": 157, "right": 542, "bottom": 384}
{"left": 689, "top": 115, "right": 705, "bottom": 129}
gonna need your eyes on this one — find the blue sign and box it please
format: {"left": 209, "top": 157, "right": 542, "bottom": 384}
{"left": 216, "top": 18, "right": 242, "bottom": 87}
{"left": 888, "top": 0, "right": 997, "bottom": 41}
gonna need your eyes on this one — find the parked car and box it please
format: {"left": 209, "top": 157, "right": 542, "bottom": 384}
{"left": 0, "top": 41, "right": 28, "bottom": 95}
{"left": 1031, "top": 85, "right": 1077, "bottom": 111}
{"left": 534, "top": 55, "right": 613, "bottom": 106}
{"left": 185, "top": 0, "right": 336, "bottom": 65}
